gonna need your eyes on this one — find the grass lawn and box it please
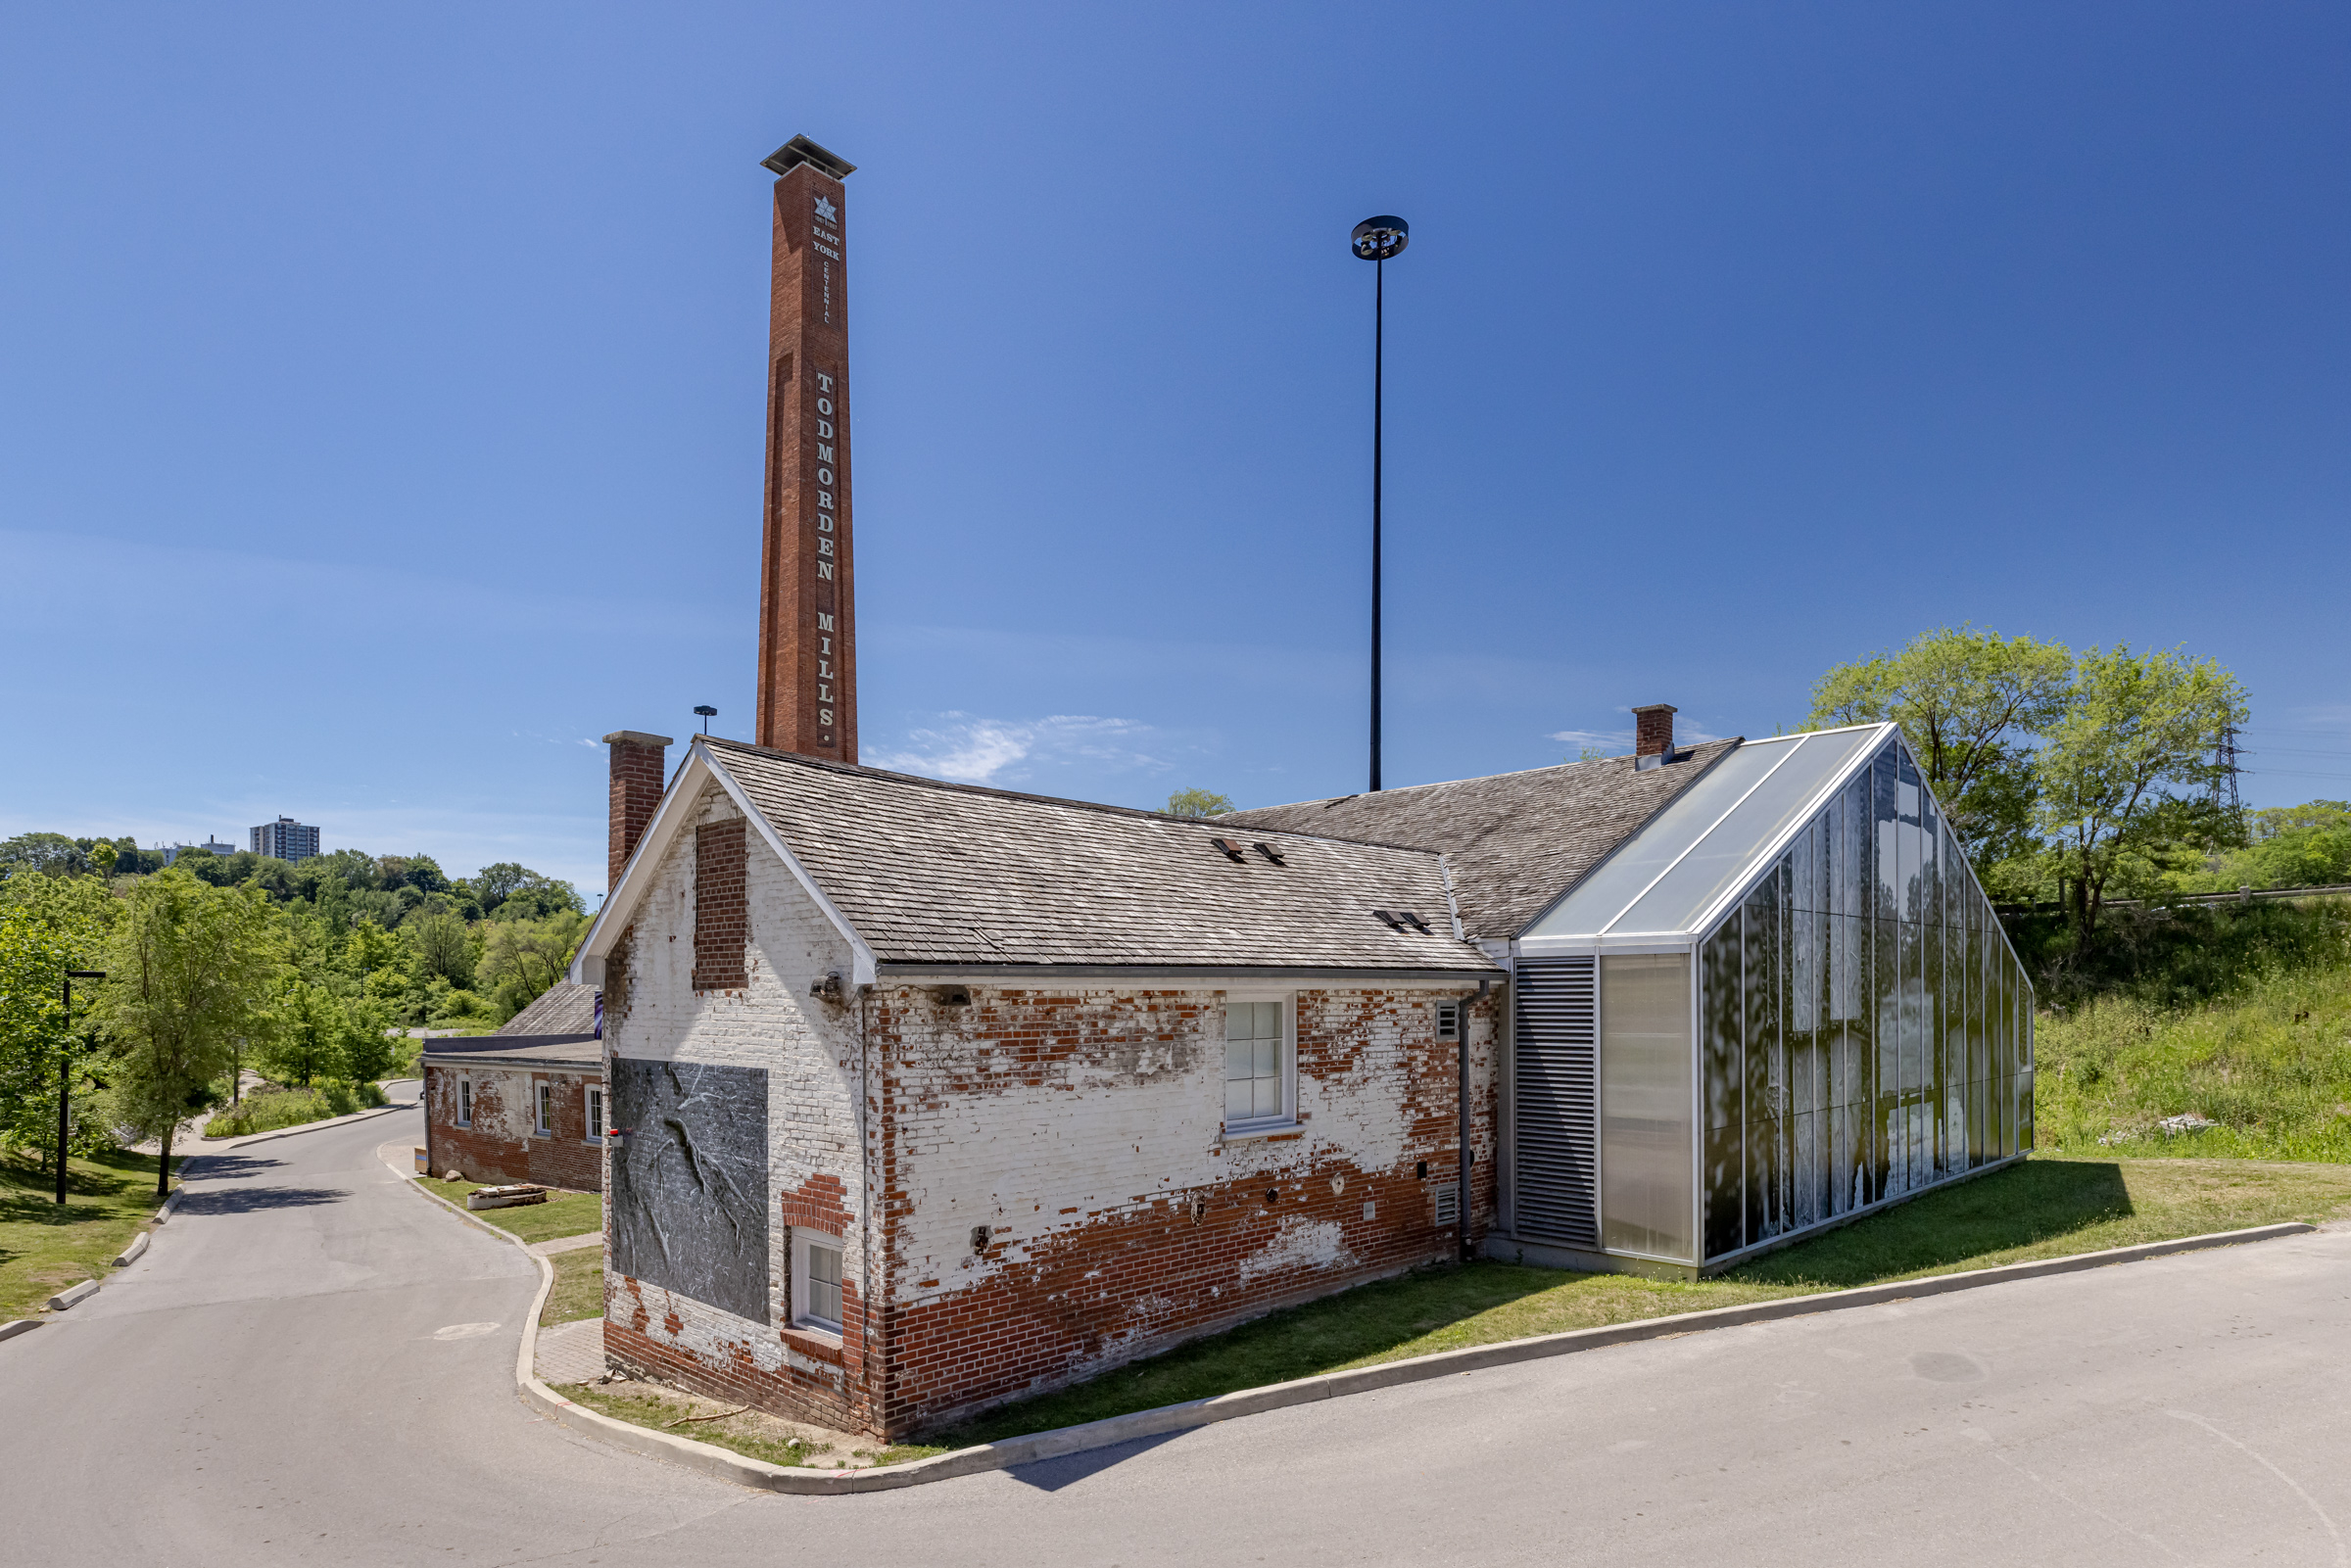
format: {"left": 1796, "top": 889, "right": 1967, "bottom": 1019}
{"left": 0, "top": 1146, "right": 179, "bottom": 1319}
{"left": 542, "top": 1246, "right": 604, "bottom": 1326}
{"left": 932, "top": 1153, "right": 2351, "bottom": 1448}
{"left": 2038, "top": 966, "right": 2351, "bottom": 1161}
{"left": 422, "top": 1177, "right": 601, "bottom": 1245}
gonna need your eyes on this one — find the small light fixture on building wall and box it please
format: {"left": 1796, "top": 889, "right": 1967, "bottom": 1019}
{"left": 694, "top": 704, "right": 717, "bottom": 736}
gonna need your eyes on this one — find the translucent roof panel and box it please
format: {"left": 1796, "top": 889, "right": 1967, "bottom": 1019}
{"left": 1522, "top": 725, "right": 1892, "bottom": 942}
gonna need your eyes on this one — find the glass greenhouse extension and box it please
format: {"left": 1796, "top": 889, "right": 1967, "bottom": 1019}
{"left": 1503, "top": 723, "right": 2035, "bottom": 1276}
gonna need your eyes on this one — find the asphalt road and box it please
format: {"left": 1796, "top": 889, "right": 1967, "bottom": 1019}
{"left": 6, "top": 1103, "right": 2349, "bottom": 1567}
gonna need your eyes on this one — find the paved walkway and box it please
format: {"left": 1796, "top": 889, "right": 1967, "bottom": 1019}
{"left": 535, "top": 1316, "right": 605, "bottom": 1384}
{"left": 8, "top": 1107, "right": 2351, "bottom": 1567}
{"left": 528, "top": 1231, "right": 603, "bottom": 1256}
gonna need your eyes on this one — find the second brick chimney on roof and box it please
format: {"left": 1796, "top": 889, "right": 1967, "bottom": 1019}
{"left": 1633, "top": 704, "right": 1676, "bottom": 759}
{"left": 605, "top": 731, "right": 673, "bottom": 893}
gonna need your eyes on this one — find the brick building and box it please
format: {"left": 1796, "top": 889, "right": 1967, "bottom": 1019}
{"left": 563, "top": 697, "right": 2038, "bottom": 1443}
{"left": 421, "top": 982, "right": 604, "bottom": 1192}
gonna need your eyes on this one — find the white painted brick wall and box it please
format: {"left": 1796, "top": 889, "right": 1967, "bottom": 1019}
{"left": 605, "top": 780, "right": 869, "bottom": 1384}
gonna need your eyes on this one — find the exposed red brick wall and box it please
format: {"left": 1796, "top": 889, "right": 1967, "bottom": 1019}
{"left": 606, "top": 733, "right": 670, "bottom": 892}
{"left": 421, "top": 1062, "right": 604, "bottom": 1193}
{"left": 693, "top": 818, "right": 749, "bottom": 991}
{"left": 866, "top": 985, "right": 1502, "bottom": 1438}
{"left": 605, "top": 1272, "right": 879, "bottom": 1435}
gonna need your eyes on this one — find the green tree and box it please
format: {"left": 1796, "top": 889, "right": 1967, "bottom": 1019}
{"left": 2034, "top": 644, "right": 2248, "bottom": 944}
{"left": 1164, "top": 787, "right": 1235, "bottom": 819}
{"left": 477, "top": 911, "right": 590, "bottom": 1019}
{"left": 259, "top": 981, "right": 394, "bottom": 1088}
{"left": 2178, "top": 799, "right": 2351, "bottom": 893}
{"left": 93, "top": 870, "right": 286, "bottom": 1196}
{"left": 0, "top": 874, "right": 116, "bottom": 1159}
{"left": 1807, "top": 626, "right": 2073, "bottom": 871}
{"left": 405, "top": 909, "right": 474, "bottom": 988}
{"left": 0, "top": 832, "right": 90, "bottom": 880}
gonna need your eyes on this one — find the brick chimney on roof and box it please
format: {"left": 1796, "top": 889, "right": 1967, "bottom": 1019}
{"left": 1633, "top": 704, "right": 1677, "bottom": 760}
{"left": 603, "top": 731, "right": 673, "bottom": 893}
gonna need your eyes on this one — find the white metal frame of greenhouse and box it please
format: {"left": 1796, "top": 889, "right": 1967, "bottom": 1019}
{"left": 1497, "top": 723, "right": 2038, "bottom": 1278}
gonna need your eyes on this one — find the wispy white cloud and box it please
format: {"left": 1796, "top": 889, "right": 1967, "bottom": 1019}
{"left": 1546, "top": 716, "right": 1725, "bottom": 754}
{"left": 868, "top": 713, "right": 1173, "bottom": 787}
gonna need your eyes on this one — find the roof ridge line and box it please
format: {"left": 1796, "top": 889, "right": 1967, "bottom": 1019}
{"left": 700, "top": 736, "right": 1449, "bottom": 856}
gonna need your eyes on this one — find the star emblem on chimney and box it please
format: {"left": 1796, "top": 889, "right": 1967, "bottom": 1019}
{"left": 814, "top": 195, "right": 839, "bottom": 224}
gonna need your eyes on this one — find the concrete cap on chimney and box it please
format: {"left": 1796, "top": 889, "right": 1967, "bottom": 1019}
{"left": 602, "top": 731, "right": 676, "bottom": 748}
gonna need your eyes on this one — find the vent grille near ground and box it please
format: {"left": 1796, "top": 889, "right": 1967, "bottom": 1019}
{"left": 1512, "top": 956, "right": 1599, "bottom": 1247}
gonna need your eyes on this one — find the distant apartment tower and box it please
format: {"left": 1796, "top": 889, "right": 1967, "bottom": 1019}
{"left": 251, "top": 817, "right": 320, "bottom": 862}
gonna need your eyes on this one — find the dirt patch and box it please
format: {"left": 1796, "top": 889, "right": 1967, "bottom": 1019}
{"left": 555, "top": 1375, "right": 902, "bottom": 1470}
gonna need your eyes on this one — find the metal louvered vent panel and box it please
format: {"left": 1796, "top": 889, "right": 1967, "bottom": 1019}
{"left": 1513, "top": 956, "right": 1599, "bottom": 1247}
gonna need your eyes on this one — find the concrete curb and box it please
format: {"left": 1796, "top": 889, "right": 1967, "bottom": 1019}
{"left": 0, "top": 1318, "right": 41, "bottom": 1345}
{"left": 114, "top": 1231, "right": 150, "bottom": 1267}
{"left": 47, "top": 1278, "right": 100, "bottom": 1311}
{"left": 406, "top": 1132, "right": 2323, "bottom": 1497}
{"left": 153, "top": 1189, "right": 184, "bottom": 1224}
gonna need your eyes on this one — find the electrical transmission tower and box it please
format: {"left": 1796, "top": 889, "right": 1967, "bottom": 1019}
{"left": 2214, "top": 723, "right": 2244, "bottom": 835}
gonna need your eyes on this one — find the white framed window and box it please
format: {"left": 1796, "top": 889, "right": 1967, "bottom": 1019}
{"left": 791, "top": 1229, "right": 845, "bottom": 1335}
{"left": 457, "top": 1078, "right": 472, "bottom": 1127}
{"left": 585, "top": 1087, "right": 604, "bottom": 1143}
{"left": 1222, "top": 996, "right": 1295, "bottom": 1134}
{"left": 535, "top": 1082, "right": 552, "bottom": 1137}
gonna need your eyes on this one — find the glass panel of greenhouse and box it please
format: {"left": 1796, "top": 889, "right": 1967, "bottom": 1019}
{"left": 1512, "top": 724, "right": 2035, "bottom": 1270}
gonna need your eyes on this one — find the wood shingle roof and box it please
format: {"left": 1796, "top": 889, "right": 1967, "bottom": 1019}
{"left": 703, "top": 737, "right": 1496, "bottom": 974}
{"left": 1219, "top": 739, "right": 1742, "bottom": 941}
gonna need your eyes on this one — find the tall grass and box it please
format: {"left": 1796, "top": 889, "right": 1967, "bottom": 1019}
{"left": 2038, "top": 965, "right": 2351, "bottom": 1161}
{"left": 203, "top": 1080, "right": 387, "bottom": 1139}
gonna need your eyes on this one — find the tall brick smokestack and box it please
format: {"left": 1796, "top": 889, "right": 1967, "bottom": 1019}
{"left": 1633, "top": 704, "right": 1677, "bottom": 759}
{"left": 604, "top": 731, "right": 672, "bottom": 893}
{"left": 754, "top": 133, "right": 859, "bottom": 762}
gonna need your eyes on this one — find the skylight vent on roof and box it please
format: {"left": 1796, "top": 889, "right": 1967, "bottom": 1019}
{"left": 1372, "top": 909, "right": 1408, "bottom": 932}
{"left": 1400, "top": 911, "right": 1433, "bottom": 934}
{"left": 1209, "top": 837, "right": 1246, "bottom": 864}
{"left": 1253, "top": 841, "right": 1286, "bottom": 866}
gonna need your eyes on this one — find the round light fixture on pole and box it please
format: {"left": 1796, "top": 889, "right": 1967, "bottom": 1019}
{"left": 1351, "top": 214, "right": 1408, "bottom": 793}
{"left": 694, "top": 704, "right": 718, "bottom": 736}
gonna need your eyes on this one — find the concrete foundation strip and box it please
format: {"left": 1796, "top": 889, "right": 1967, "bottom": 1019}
{"left": 378, "top": 1144, "right": 2320, "bottom": 1495}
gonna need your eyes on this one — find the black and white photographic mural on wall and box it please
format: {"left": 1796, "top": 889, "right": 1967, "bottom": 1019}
{"left": 608, "top": 1059, "right": 770, "bottom": 1322}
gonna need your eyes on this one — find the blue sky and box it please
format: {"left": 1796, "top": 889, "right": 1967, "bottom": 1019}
{"left": 4, "top": 2, "right": 2347, "bottom": 898}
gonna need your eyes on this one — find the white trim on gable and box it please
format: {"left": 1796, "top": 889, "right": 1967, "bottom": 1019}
{"left": 696, "top": 740, "right": 879, "bottom": 986}
{"left": 568, "top": 740, "right": 878, "bottom": 989}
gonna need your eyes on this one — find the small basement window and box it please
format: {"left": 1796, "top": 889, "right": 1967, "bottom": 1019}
{"left": 535, "top": 1083, "right": 552, "bottom": 1137}
{"left": 585, "top": 1087, "right": 604, "bottom": 1143}
{"left": 457, "top": 1079, "right": 472, "bottom": 1128}
{"left": 792, "top": 1230, "right": 845, "bottom": 1334}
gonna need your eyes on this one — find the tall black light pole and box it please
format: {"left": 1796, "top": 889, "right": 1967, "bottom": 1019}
{"left": 57, "top": 971, "right": 106, "bottom": 1205}
{"left": 1351, "top": 215, "right": 1409, "bottom": 792}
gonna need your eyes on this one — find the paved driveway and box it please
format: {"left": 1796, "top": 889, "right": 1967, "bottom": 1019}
{"left": 5, "top": 1108, "right": 2347, "bottom": 1567}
